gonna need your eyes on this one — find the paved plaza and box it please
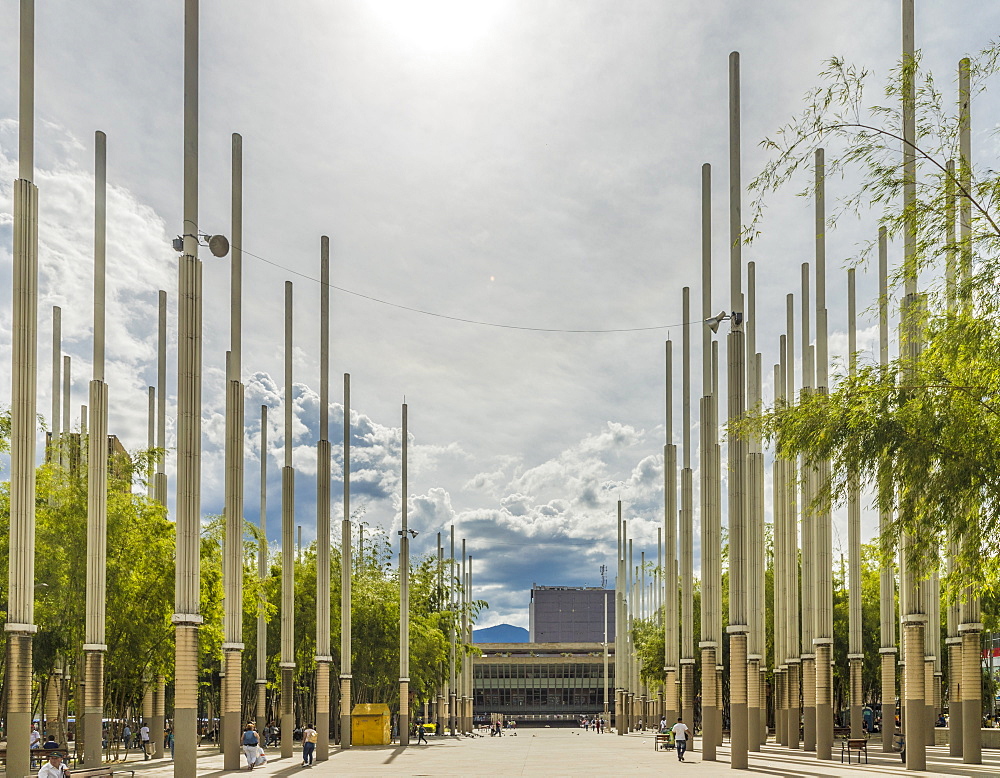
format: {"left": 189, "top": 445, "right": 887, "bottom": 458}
{"left": 47, "top": 730, "right": 1000, "bottom": 777}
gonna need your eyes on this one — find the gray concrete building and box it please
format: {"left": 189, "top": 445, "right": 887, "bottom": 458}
{"left": 528, "top": 586, "right": 616, "bottom": 644}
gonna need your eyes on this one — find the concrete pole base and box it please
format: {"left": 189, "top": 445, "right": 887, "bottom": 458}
{"left": 399, "top": 680, "right": 410, "bottom": 746}
{"left": 701, "top": 647, "right": 717, "bottom": 761}
{"left": 152, "top": 676, "right": 166, "bottom": 759}
{"left": 880, "top": 653, "right": 896, "bottom": 753}
{"left": 815, "top": 644, "right": 833, "bottom": 760}
{"left": 223, "top": 651, "right": 243, "bottom": 768}
{"left": 788, "top": 662, "right": 801, "bottom": 750}
{"left": 174, "top": 624, "right": 200, "bottom": 778}
{"left": 83, "top": 649, "right": 105, "bottom": 768}
{"left": 730, "top": 633, "right": 749, "bottom": 770}
{"left": 341, "top": 677, "right": 353, "bottom": 748}
{"left": 962, "top": 630, "right": 982, "bottom": 764}
{"left": 281, "top": 666, "right": 295, "bottom": 758}
{"left": 316, "top": 662, "right": 330, "bottom": 759}
{"left": 903, "top": 622, "right": 927, "bottom": 771}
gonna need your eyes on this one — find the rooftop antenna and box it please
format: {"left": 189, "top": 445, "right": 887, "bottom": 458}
{"left": 600, "top": 564, "right": 608, "bottom": 588}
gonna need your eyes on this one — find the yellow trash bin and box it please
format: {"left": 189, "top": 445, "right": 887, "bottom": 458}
{"left": 351, "top": 703, "right": 391, "bottom": 745}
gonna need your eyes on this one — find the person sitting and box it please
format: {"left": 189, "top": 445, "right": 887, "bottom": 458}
{"left": 37, "top": 751, "right": 70, "bottom": 777}
{"left": 42, "top": 736, "right": 60, "bottom": 749}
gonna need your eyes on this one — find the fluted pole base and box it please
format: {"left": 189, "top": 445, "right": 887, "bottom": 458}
{"left": 880, "top": 651, "right": 896, "bottom": 753}
{"left": 903, "top": 621, "right": 926, "bottom": 771}
{"left": 316, "top": 661, "right": 330, "bottom": 759}
{"left": 701, "top": 646, "right": 717, "bottom": 760}
{"left": 6, "top": 634, "right": 34, "bottom": 778}
{"left": 815, "top": 643, "right": 833, "bottom": 760}
{"left": 399, "top": 680, "right": 410, "bottom": 745}
{"left": 664, "top": 668, "right": 678, "bottom": 727}
{"left": 961, "top": 629, "right": 981, "bottom": 764}
{"left": 153, "top": 676, "right": 166, "bottom": 758}
{"left": 340, "top": 676, "right": 353, "bottom": 748}
{"left": 281, "top": 665, "right": 295, "bottom": 758}
{"left": 788, "top": 661, "right": 801, "bottom": 749}
{"left": 947, "top": 640, "right": 962, "bottom": 757}
{"left": 222, "top": 649, "right": 242, "bottom": 769}
{"left": 730, "top": 632, "right": 748, "bottom": 770}
{"left": 83, "top": 649, "right": 105, "bottom": 768}
{"left": 802, "top": 657, "right": 816, "bottom": 751}
{"left": 748, "top": 657, "right": 760, "bottom": 751}
{"left": 680, "top": 661, "right": 695, "bottom": 742}
{"left": 849, "top": 657, "right": 863, "bottom": 738}
{"left": 174, "top": 624, "right": 200, "bottom": 777}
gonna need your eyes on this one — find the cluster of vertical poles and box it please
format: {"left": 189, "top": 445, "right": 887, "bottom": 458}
{"left": 652, "top": 4, "right": 985, "bottom": 770}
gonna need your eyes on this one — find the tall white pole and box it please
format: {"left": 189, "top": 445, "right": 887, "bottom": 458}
{"left": 448, "top": 524, "right": 456, "bottom": 736}
{"left": 340, "top": 373, "right": 353, "bottom": 747}
{"left": 280, "top": 281, "right": 296, "bottom": 759}
{"left": 257, "top": 406, "right": 269, "bottom": 728}
{"left": 847, "top": 269, "right": 864, "bottom": 739}
{"left": 316, "top": 237, "right": 332, "bottom": 759}
{"left": 813, "top": 149, "right": 834, "bottom": 760}
{"left": 399, "top": 403, "right": 411, "bottom": 745}
{"left": 7, "top": 1, "right": 39, "bottom": 774}
{"left": 699, "top": 162, "right": 720, "bottom": 761}
{"left": 680, "top": 289, "right": 695, "bottom": 736}
{"left": 899, "top": 2, "right": 927, "bottom": 769}
{"left": 785, "top": 295, "right": 801, "bottom": 750}
{"left": 957, "top": 53, "right": 982, "bottom": 766}
{"left": 174, "top": 0, "right": 205, "bottom": 772}
{"left": 152, "top": 289, "right": 168, "bottom": 759}
{"left": 727, "top": 49, "right": 750, "bottom": 771}
{"left": 83, "top": 130, "right": 109, "bottom": 770}
{"left": 664, "top": 340, "right": 679, "bottom": 726}
{"left": 222, "top": 131, "right": 245, "bottom": 770}
{"left": 50, "top": 306, "right": 61, "bottom": 454}
{"left": 799, "top": 262, "right": 816, "bottom": 753}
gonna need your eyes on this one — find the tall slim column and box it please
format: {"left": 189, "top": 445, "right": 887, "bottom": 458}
{"left": 222, "top": 131, "right": 245, "bottom": 771}
{"left": 664, "top": 341, "right": 679, "bottom": 726}
{"left": 680, "top": 290, "right": 695, "bottom": 740}
{"left": 50, "top": 306, "right": 61, "bottom": 457}
{"left": 813, "top": 150, "right": 834, "bottom": 761}
{"left": 699, "top": 162, "right": 720, "bottom": 761}
{"left": 874, "top": 229, "right": 898, "bottom": 754}
{"left": 340, "top": 374, "right": 353, "bottom": 747}
{"left": 773, "top": 356, "right": 787, "bottom": 747}
{"left": 617, "top": 505, "right": 627, "bottom": 735}
{"left": 316, "top": 238, "right": 332, "bottom": 759}
{"left": 399, "top": 404, "right": 411, "bottom": 746}
{"left": 280, "top": 282, "right": 296, "bottom": 759}
{"left": 256, "top": 406, "right": 269, "bottom": 727}
{"left": 785, "top": 296, "right": 801, "bottom": 750}
{"left": 799, "top": 263, "right": 816, "bottom": 753}
{"left": 955, "top": 53, "right": 983, "bottom": 765}
{"left": 746, "top": 264, "right": 765, "bottom": 750}
{"left": 726, "top": 50, "right": 749, "bottom": 771}
{"left": 174, "top": 1, "right": 206, "bottom": 773}
{"left": 448, "top": 525, "right": 457, "bottom": 736}
{"left": 7, "top": 2, "right": 40, "bottom": 776}
{"left": 83, "top": 130, "right": 109, "bottom": 771}
{"left": 153, "top": 289, "right": 168, "bottom": 759}
{"left": 847, "top": 269, "right": 864, "bottom": 739}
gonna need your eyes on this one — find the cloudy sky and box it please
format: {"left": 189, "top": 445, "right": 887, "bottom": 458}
{"left": 1, "top": 1, "right": 998, "bottom": 628}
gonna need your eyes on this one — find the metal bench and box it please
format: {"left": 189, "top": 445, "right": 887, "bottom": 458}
{"left": 840, "top": 736, "right": 868, "bottom": 764}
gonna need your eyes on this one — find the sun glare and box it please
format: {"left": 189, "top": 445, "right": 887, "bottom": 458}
{"left": 366, "top": 0, "right": 506, "bottom": 52}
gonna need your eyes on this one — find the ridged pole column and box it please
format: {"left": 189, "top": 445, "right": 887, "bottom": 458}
{"left": 785, "top": 296, "right": 801, "bottom": 750}
{"left": 398, "top": 404, "right": 411, "bottom": 745}
{"left": 7, "top": 2, "right": 39, "bottom": 776}
{"left": 84, "top": 130, "right": 109, "bottom": 771}
{"left": 279, "top": 282, "right": 296, "bottom": 759}
{"left": 153, "top": 289, "right": 168, "bottom": 759}
{"left": 773, "top": 356, "right": 787, "bottom": 746}
{"left": 726, "top": 49, "right": 749, "bottom": 771}
{"left": 900, "top": 2, "right": 926, "bottom": 770}
{"left": 847, "top": 269, "right": 864, "bottom": 739}
{"left": 876, "top": 229, "right": 898, "bottom": 754}
{"left": 813, "top": 150, "right": 834, "bottom": 761}
{"left": 174, "top": 1, "right": 206, "bottom": 773}
{"left": 680, "top": 290, "right": 695, "bottom": 741}
{"left": 50, "top": 306, "right": 61, "bottom": 459}
{"left": 746, "top": 264, "right": 764, "bottom": 750}
{"left": 465, "top": 554, "right": 474, "bottom": 733}
{"left": 799, "top": 262, "right": 816, "bottom": 753}
{"left": 461, "top": 541, "right": 469, "bottom": 733}
{"left": 340, "top": 374, "right": 354, "bottom": 747}
{"left": 437, "top": 534, "right": 447, "bottom": 730}
{"left": 256, "top": 406, "right": 269, "bottom": 728}
{"left": 956, "top": 53, "right": 982, "bottom": 766}
{"left": 448, "top": 525, "right": 457, "bottom": 736}
{"left": 698, "top": 161, "right": 719, "bottom": 761}
{"left": 616, "top": 505, "right": 627, "bottom": 735}
{"left": 316, "top": 238, "right": 332, "bottom": 759}
{"left": 664, "top": 341, "right": 679, "bottom": 726}
{"left": 222, "top": 131, "right": 246, "bottom": 771}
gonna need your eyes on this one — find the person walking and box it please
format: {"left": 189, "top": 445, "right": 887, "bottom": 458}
{"left": 301, "top": 724, "right": 317, "bottom": 766}
{"left": 416, "top": 720, "right": 429, "bottom": 745}
{"left": 139, "top": 722, "right": 151, "bottom": 759}
{"left": 671, "top": 717, "right": 690, "bottom": 762}
{"left": 241, "top": 723, "right": 261, "bottom": 771}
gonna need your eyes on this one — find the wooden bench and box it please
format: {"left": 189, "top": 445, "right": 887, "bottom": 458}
{"left": 654, "top": 733, "right": 673, "bottom": 750}
{"left": 0, "top": 748, "right": 73, "bottom": 768}
{"left": 840, "top": 737, "right": 868, "bottom": 764}
{"left": 26, "top": 769, "right": 135, "bottom": 778}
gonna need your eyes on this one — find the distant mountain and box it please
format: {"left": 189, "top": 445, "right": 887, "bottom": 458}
{"left": 473, "top": 623, "right": 529, "bottom": 643}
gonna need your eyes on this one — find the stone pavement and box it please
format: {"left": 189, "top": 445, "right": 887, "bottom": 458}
{"left": 34, "top": 731, "right": 1000, "bottom": 777}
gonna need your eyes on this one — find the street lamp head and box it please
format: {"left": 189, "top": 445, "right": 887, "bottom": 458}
{"left": 170, "top": 233, "right": 230, "bottom": 257}
{"left": 705, "top": 310, "right": 728, "bottom": 333}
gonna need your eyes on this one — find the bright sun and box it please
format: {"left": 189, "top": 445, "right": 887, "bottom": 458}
{"left": 366, "top": 0, "right": 506, "bottom": 52}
